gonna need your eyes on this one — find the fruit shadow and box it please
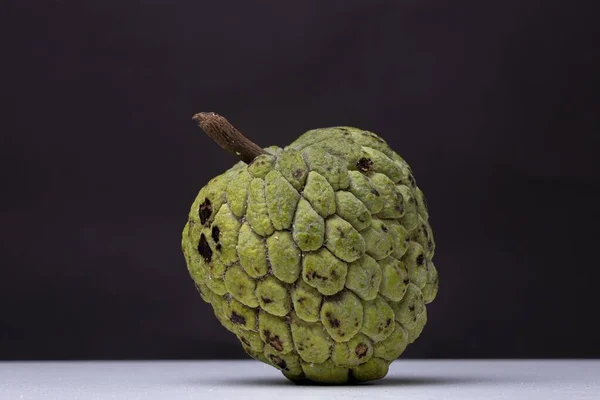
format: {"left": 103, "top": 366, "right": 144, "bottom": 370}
{"left": 216, "top": 375, "right": 513, "bottom": 387}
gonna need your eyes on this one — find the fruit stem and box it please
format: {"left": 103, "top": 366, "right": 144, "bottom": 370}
{"left": 192, "top": 112, "right": 266, "bottom": 163}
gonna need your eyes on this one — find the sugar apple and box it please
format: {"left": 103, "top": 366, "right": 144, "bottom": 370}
{"left": 181, "top": 113, "right": 438, "bottom": 384}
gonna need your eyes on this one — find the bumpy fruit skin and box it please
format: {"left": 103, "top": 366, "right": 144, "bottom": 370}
{"left": 182, "top": 127, "right": 438, "bottom": 384}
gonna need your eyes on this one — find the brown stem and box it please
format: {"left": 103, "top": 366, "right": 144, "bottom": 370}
{"left": 192, "top": 112, "right": 265, "bottom": 163}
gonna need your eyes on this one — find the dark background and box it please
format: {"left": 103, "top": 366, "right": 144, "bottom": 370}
{"left": 2, "top": 0, "right": 599, "bottom": 360}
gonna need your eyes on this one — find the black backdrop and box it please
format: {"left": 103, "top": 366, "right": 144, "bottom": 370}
{"left": 2, "top": 0, "right": 599, "bottom": 360}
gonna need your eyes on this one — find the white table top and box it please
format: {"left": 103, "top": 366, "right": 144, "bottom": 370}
{"left": 1, "top": 360, "right": 598, "bottom": 400}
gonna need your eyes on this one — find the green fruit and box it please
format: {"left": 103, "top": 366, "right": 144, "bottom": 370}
{"left": 182, "top": 114, "right": 438, "bottom": 384}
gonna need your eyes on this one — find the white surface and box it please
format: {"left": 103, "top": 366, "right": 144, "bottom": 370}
{"left": 0, "top": 360, "right": 598, "bottom": 400}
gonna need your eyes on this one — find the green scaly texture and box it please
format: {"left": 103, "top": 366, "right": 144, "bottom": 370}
{"left": 182, "top": 127, "right": 438, "bottom": 384}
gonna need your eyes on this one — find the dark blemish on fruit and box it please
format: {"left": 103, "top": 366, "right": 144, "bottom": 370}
{"left": 296, "top": 297, "right": 304, "bottom": 304}
{"left": 199, "top": 199, "right": 212, "bottom": 225}
{"left": 355, "top": 321, "right": 359, "bottom": 327}
{"left": 240, "top": 337, "right": 251, "bottom": 347}
{"left": 269, "top": 355, "right": 288, "bottom": 371}
{"left": 211, "top": 225, "right": 220, "bottom": 243}
{"left": 306, "top": 271, "right": 327, "bottom": 280}
{"left": 358, "top": 215, "right": 366, "bottom": 223}
{"left": 409, "top": 305, "right": 415, "bottom": 312}
{"left": 357, "top": 157, "right": 373, "bottom": 172}
{"left": 355, "top": 343, "right": 368, "bottom": 358}
{"left": 371, "top": 189, "right": 380, "bottom": 196}
{"left": 428, "top": 240, "right": 433, "bottom": 249}
{"left": 263, "top": 330, "right": 284, "bottom": 351}
{"left": 378, "top": 326, "right": 383, "bottom": 332}
{"left": 386, "top": 318, "right": 392, "bottom": 326}
{"left": 216, "top": 243, "right": 222, "bottom": 251}
{"left": 293, "top": 169, "right": 303, "bottom": 179}
{"left": 416, "top": 254, "right": 425, "bottom": 266}
{"left": 405, "top": 237, "right": 410, "bottom": 244}
{"left": 313, "top": 272, "right": 326, "bottom": 280}
{"left": 198, "top": 234, "right": 212, "bottom": 262}
{"left": 403, "top": 279, "right": 410, "bottom": 284}
{"left": 230, "top": 311, "right": 246, "bottom": 325}
{"left": 395, "top": 204, "right": 404, "bottom": 213}
{"left": 381, "top": 225, "right": 388, "bottom": 232}
{"left": 261, "top": 297, "right": 273, "bottom": 304}
{"left": 327, "top": 315, "right": 341, "bottom": 328}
